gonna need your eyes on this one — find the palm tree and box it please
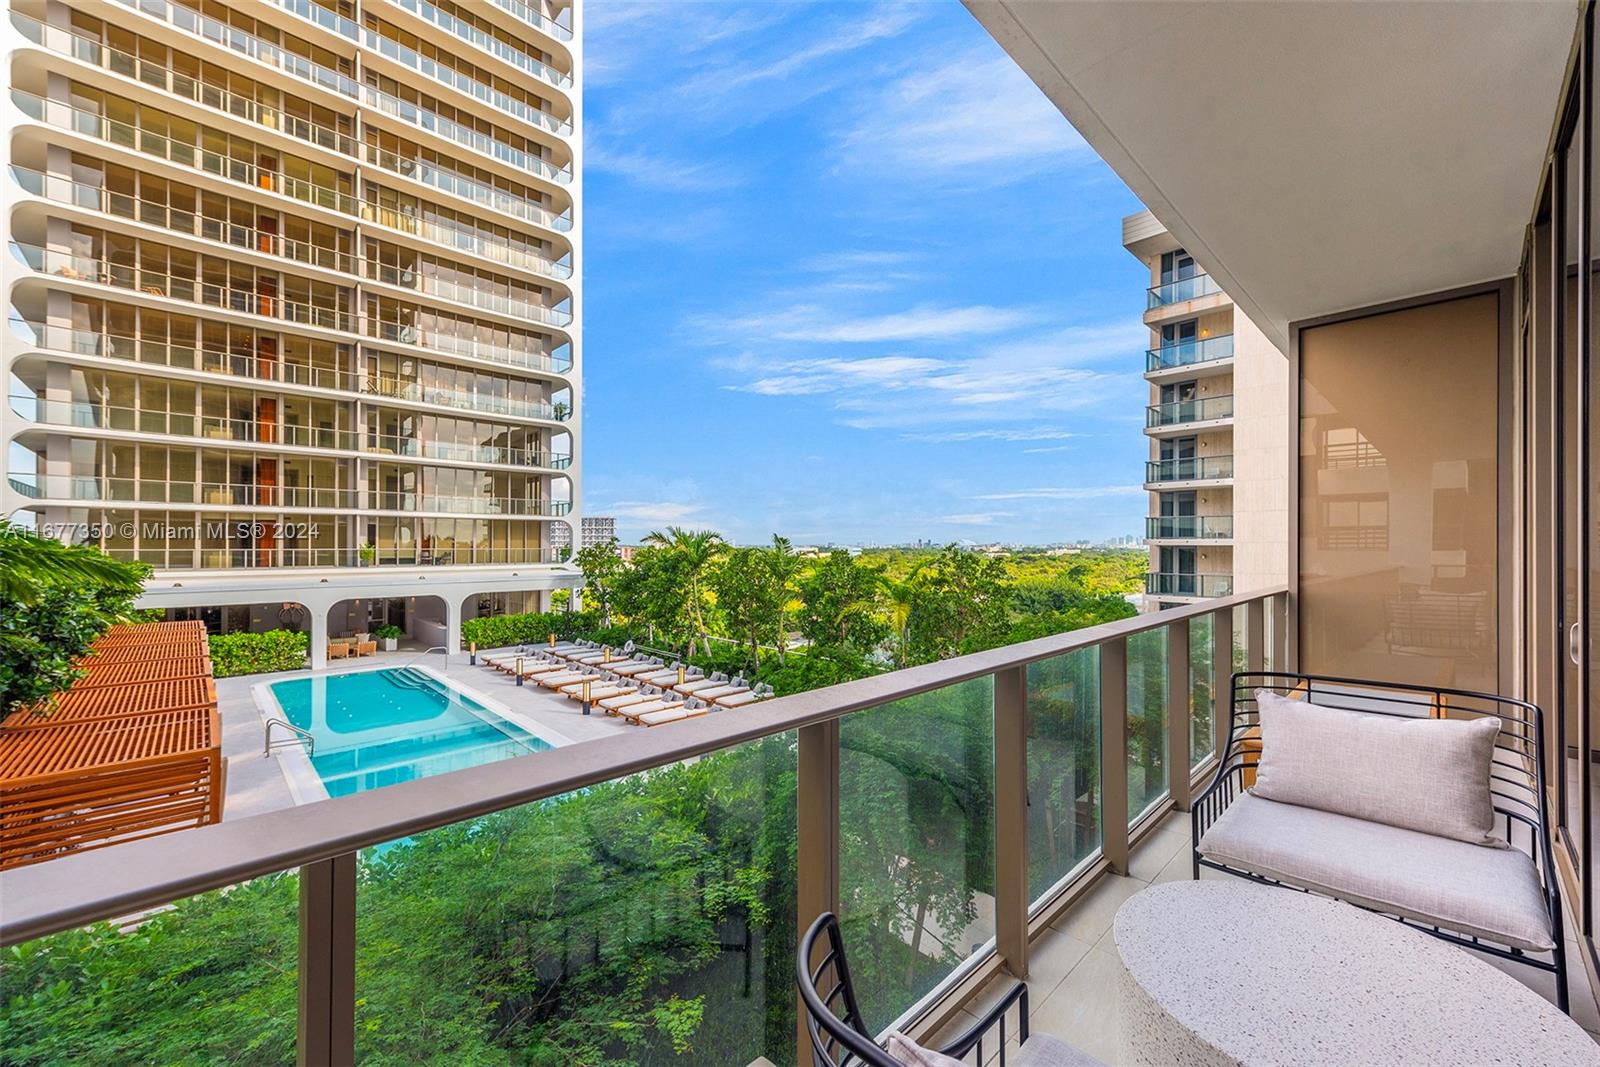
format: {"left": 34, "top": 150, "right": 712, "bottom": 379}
{"left": 878, "top": 565, "right": 925, "bottom": 669}
{"left": 0, "top": 520, "right": 146, "bottom": 604}
{"left": 642, "top": 527, "right": 725, "bottom": 657}
{"left": 767, "top": 535, "right": 803, "bottom": 664}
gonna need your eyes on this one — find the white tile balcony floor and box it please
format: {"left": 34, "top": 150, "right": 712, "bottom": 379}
{"left": 935, "top": 813, "right": 1600, "bottom": 1063}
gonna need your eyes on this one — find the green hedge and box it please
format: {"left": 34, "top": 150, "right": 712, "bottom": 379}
{"left": 460, "top": 610, "right": 610, "bottom": 650}
{"left": 208, "top": 630, "right": 309, "bottom": 678}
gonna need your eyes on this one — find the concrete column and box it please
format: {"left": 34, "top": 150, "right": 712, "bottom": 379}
{"left": 569, "top": 587, "right": 582, "bottom": 613}
{"left": 535, "top": 589, "right": 551, "bottom": 614}
{"left": 310, "top": 608, "right": 329, "bottom": 671}
{"left": 444, "top": 595, "right": 462, "bottom": 664}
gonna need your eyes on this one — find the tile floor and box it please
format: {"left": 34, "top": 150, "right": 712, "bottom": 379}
{"left": 932, "top": 812, "right": 1600, "bottom": 1064}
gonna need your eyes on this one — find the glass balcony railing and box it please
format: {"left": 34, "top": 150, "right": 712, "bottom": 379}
{"left": 9, "top": 472, "right": 356, "bottom": 509}
{"left": 13, "top": 90, "right": 362, "bottom": 217}
{"left": 0, "top": 587, "right": 1288, "bottom": 1063}
{"left": 1145, "top": 515, "right": 1234, "bottom": 540}
{"left": 22, "top": 320, "right": 342, "bottom": 395}
{"left": 13, "top": 13, "right": 359, "bottom": 157}
{"left": 362, "top": 86, "right": 572, "bottom": 185}
{"left": 109, "top": 0, "right": 359, "bottom": 97}
{"left": 12, "top": 164, "right": 570, "bottom": 283}
{"left": 362, "top": 29, "right": 572, "bottom": 138}
{"left": 11, "top": 167, "right": 358, "bottom": 276}
{"left": 487, "top": 0, "right": 573, "bottom": 42}
{"left": 369, "top": 491, "right": 571, "bottom": 516}
{"left": 1145, "top": 334, "right": 1234, "bottom": 371}
{"left": 12, "top": 242, "right": 355, "bottom": 332}
{"left": 87, "top": 543, "right": 570, "bottom": 569}
{"left": 10, "top": 394, "right": 568, "bottom": 470}
{"left": 363, "top": 144, "right": 572, "bottom": 232}
{"left": 1147, "top": 273, "right": 1222, "bottom": 309}
{"left": 390, "top": 0, "right": 574, "bottom": 92}
{"left": 363, "top": 320, "right": 573, "bottom": 377}
{"left": 361, "top": 375, "right": 566, "bottom": 425}
{"left": 365, "top": 430, "right": 568, "bottom": 468}
{"left": 1146, "top": 395, "right": 1234, "bottom": 428}
{"left": 265, "top": 0, "right": 360, "bottom": 40}
{"left": 364, "top": 263, "right": 571, "bottom": 327}
{"left": 1145, "top": 455, "right": 1234, "bottom": 483}
{"left": 1145, "top": 572, "right": 1234, "bottom": 597}
{"left": 10, "top": 394, "right": 357, "bottom": 451}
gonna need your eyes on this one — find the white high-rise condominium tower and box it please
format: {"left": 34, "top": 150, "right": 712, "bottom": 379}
{"left": 1, "top": 0, "right": 582, "bottom": 666}
{"left": 1123, "top": 210, "right": 1287, "bottom": 611}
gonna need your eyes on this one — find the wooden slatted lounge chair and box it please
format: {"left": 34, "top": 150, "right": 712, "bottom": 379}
{"left": 328, "top": 641, "right": 350, "bottom": 660}
{"left": 696, "top": 679, "right": 750, "bottom": 704}
{"left": 673, "top": 673, "right": 728, "bottom": 696}
{"left": 513, "top": 660, "right": 567, "bottom": 681}
{"left": 609, "top": 659, "right": 662, "bottom": 677}
{"left": 355, "top": 640, "right": 377, "bottom": 657}
{"left": 567, "top": 683, "right": 635, "bottom": 703}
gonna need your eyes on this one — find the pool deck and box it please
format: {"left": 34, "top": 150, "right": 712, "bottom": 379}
{"left": 218, "top": 647, "right": 630, "bottom": 821}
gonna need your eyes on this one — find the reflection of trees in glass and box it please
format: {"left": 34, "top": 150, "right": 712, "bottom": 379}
{"left": 1, "top": 738, "right": 802, "bottom": 1067}
{"left": 1027, "top": 649, "right": 1102, "bottom": 899}
{"left": 1190, "top": 615, "right": 1215, "bottom": 767}
{"left": 1127, "top": 628, "right": 1169, "bottom": 819}
{"left": 839, "top": 679, "right": 994, "bottom": 1029}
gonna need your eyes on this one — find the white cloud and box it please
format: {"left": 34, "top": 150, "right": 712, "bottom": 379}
{"left": 977, "top": 486, "right": 1144, "bottom": 501}
{"left": 586, "top": 140, "right": 742, "bottom": 192}
{"left": 838, "top": 52, "right": 1091, "bottom": 183}
{"left": 937, "top": 512, "right": 1007, "bottom": 526}
{"left": 703, "top": 303, "right": 1038, "bottom": 344}
{"left": 603, "top": 500, "right": 716, "bottom": 528}
{"left": 904, "top": 429, "right": 1084, "bottom": 444}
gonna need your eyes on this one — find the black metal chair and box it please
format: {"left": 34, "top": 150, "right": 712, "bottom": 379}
{"left": 1193, "top": 671, "right": 1568, "bottom": 1011}
{"left": 797, "top": 912, "right": 1029, "bottom": 1067}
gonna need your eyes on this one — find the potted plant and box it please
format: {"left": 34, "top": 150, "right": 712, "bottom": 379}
{"left": 374, "top": 624, "right": 403, "bottom": 652}
{"left": 358, "top": 542, "right": 376, "bottom": 566}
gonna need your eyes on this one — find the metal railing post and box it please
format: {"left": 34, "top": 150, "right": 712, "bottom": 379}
{"left": 1246, "top": 597, "right": 1266, "bottom": 674}
{"left": 1165, "top": 619, "right": 1192, "bottom": 811}
{"left": 796, "top": 719, "right": 841, "bottom": 1062}
{"left": 1212, "top": 608, "right": 1234, "bottom": 764}
{"left": 993, "top": 665, "right": 1029, "bottom": 978}
{"left": 298, "top": 852, "right": 355, "bottom": 1067}
{"left": 1100, "top": 637, "right": 1130, "bottom": 875}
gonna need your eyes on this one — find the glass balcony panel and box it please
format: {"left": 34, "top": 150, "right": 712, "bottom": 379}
{"left": 354, "top": 734, "right": 797, "bottom": 1065}
{"left": 1189, "top": 614, "right": 1215, "bottom": 771}
{"left": 1146, "top": 273, "right": 1222, "bottom": 309}
{"left": 1144, "top": 515, "right": 1233, "bottom": 540}
{"left": 1126, "top": 627, "right": 1169, "bottom": 822}
{"left": 0, "top": 874, "right": 299, "bottom": 1064}
{"left": 1144, "top": 455, "right": 1233, "bottom": 483}
{"left": 1143, "top": 573, "right": 1233, "bottom": 598}
{"left": 1145, "top": 333, "right": 1234, "bottom": 371}
{"left": 840, "top": 676, "right": 995, "bottom": 1028}
{"left": 1145, "top": 395, "right": 1234, "bottom": 427}
{"left": 1026, "top": 647, "right": 1102, "bottom": 901}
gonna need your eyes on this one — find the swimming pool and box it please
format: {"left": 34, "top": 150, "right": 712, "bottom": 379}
{"left": 261, "top": 667, "right": 560, "bottom": 799}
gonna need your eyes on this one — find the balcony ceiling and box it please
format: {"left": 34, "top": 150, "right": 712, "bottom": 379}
{"left": 968, "top": 0, "right": 1580, "bottom": 353}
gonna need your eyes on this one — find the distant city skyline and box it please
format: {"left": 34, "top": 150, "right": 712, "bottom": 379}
{"left": 583, "top": 1, "right": 1149, "bottom": 545}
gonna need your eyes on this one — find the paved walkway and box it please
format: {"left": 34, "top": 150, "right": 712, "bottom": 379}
{"left": 219, "top": 646, "right": 629, "bottom": 821}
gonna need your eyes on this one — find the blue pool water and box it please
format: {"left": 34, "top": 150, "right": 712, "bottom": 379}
{"left": 268, "top": 668, "right": 554, "bottom": 798}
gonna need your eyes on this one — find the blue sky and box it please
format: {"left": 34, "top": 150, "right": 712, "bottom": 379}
{"left": 581, "top": 0, "right": 1150, "bottom": 546}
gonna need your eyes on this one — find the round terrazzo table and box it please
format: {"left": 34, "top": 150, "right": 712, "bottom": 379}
{"left": 1112, "top": 880, "right": 1599, "bottom": 1067}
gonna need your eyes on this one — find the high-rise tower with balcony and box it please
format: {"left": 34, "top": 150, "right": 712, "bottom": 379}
{"left": 1124, "top": 210, "right": 1286, "bottom": 610}
{"left": 1, "top": 0, "right": 581, "bottom": 665}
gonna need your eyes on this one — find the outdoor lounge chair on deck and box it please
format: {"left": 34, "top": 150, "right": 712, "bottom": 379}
{"left": 638, "top": 699, "right": 711, "bottom": 727}
{"left": 673, "top": 673, "right": 727, "bottom": 696}
{"left": 696, "top": 678, "right": 749, "bottom": 704}
{"left": 599, "top": 688, "right": 661, "bottom": 713}
{"left": 537, "top": 669, "right": 593, "bottom": 689}
{"left": 609, "top": 658, "right": 664, "bottom": 677}
{"left": 715, "top": 683, "right": 773, "bottom": 709}
{"left": 328, "top": 641, "right": 350, "bottom": 660}
{"left": 616, "top": 696, "right": 685, "bottom": 724}
{"left": 513, "top": 660, "right": 567, "bottom": 680}
{"left": 355, "top": 640, "right": 377, "bottom": 657}
{"left": 566, "top": 682, "right": 636, "bottom": 703}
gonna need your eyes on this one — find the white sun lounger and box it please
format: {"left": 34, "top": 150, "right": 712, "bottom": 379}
{"left": 600, "top": 690, "right": 660, "bottom": 713}
{"left": 566, "top": 683, "right": 635, "bottom": 702}
{"left": 513, "top": 660, "right": 568, "bottom": 680}
{"left": 672, "top": 677, "right": 725, "bottom": 696}
{"left": 537, "top": 670, "right": 593, "bottom": 689}
{"left": 638, "top": 701, "right": 710, "bottom": 727}
{"left": 639, "top": 668, "right": 698, "bottom": 686}
{"left": 616, "top": 698, "right": 683, "bottom": 724}
{"left": 695, "top": 684, "right": 748, "bottom": 703}
{"left": 715, "top": 690, "right": 766, "bottom": 708}
{"left": 609, "top": 660, "right": 663, "bottom": 677}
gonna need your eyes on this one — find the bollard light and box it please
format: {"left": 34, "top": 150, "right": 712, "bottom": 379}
{"left": 515, "top": 656, "right": 523, "bottom": 685}
{"left": 469, "top": 640, "right": 477, "bottom": 666}
{"left": 581, "top": 677, "right": 592, "bottom": 716}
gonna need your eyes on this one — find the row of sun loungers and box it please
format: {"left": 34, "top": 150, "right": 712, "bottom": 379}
{"left": 475, "top": 639, "right": 776, "bottom": 726}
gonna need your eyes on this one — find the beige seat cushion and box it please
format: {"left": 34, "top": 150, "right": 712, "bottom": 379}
{"left": 1200, "top": 793, "right": 1554, "bottom": 952}
{"left": 1252, "top": 689, "right": 1503, "bottom": 846}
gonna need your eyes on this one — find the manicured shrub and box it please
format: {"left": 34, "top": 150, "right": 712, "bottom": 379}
{"left": 460, "top": 610, "right": 607, "bottom": 650}
{"left": 208, "top": 630, "right": 309, "bottom": 678}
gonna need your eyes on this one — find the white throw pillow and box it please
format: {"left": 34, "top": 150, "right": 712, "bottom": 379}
{"left": 886, "top": 1032, "right": 966, "bottom": 1067}
{"left": 1250, "top": 688, "right": 1505, "bottom": 847}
